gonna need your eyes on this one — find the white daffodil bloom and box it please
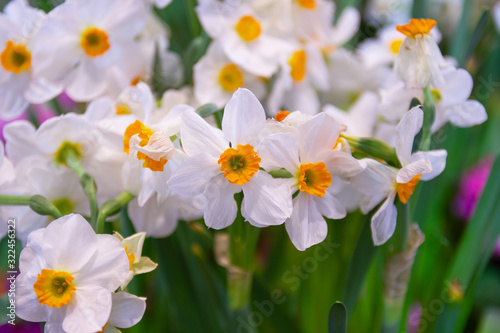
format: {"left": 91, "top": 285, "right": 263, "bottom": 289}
{"left": 267, "top": 44, "right": 329, "bottom": 115}
{"left": 0, "top": 160, "right": 89, "bottom": 244}
{"left": 258, "top": 112, "right": 366, "bottom": 251}
{"left": 394, "top": 18, "right": 448, "bottom": 88}
{"left": 0, "top": 0, "right": 62, "bottom": 119}
{"left": 429, "top": 67, "right": 487, "bottom": 132}
{"left": 351, "top": 107, "right": 447, "bottom": 245}
{"left": 32, "top": 0, "right": 147, "bottom": 102}
{"left": 194, "top": 41, "right": 265, "bottom": 108}
{"left": 101, "top": 292, "right": 147, "bottom": 333}
{"left": 196, "top": 0, "right": 292, "bottom": 77}
{"left": 16, "top": 214, "right": 130, "bottom": 333}
{"left": 113, "top": 232, "right": 158, "bottom": 289}
{"left": 168, "top": 88, "right": 293, "bottom": 229}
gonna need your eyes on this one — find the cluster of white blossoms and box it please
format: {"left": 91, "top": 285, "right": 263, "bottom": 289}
{"left": 0, "top": 0, "right": 489, "bottom": 331}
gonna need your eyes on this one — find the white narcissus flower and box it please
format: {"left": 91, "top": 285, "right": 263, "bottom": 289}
{"left": 394, "top": 18, "right": 448, "bottom": 88}
{"left": 16, "top": 214, "right": 130, "bottom": 333}
{"left": 113, "top": 232, "right": 158, "bottom": 289}
{"left": 351, "top": 107, "right": 447, "bottom": 245}
{"left": 168, "top": 88, "right": 293, "bottom": 229}
{"left": 258, "top": 112, "right": 366, "bottom": 251}
{"left": 32, "top": 0, "right": 147, "bottom": 102}
{"left": 103, "top": 292, "right": 147, "bottom": 333}
{"left": 193, "top": 41, "right": 265, "bottom": 108}
{"left": 196, "top": 0, "right": 292, "bottom": 77}
{"left": 0, "top": 0, "right": 62, "bottom": 119}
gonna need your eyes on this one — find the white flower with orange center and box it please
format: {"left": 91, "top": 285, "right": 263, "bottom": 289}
{"left": 168, "top": 88, "right": 293, "bottom": 229}
{"left": 196, "top": 1, "right": 292, "bottom": 77}
{"left": 16, "top": 214, "right": 129, "bottom": 333}
{"left": 0, "top": 0, "right": 62, "bottom": 120}
{"left": 351, "top": 107, "right": 447, "bottom": 246}
{"left": 193, "top": 41, "right": 265, "bottom": 108}
{"left": 394, "top": 18, "right": 448, "bottom": 88}
{"left": 258, "top": 112, "right": 366, "bottom": 251}
{"left": 32, "top": 0, "right": 147, "bottom": 102}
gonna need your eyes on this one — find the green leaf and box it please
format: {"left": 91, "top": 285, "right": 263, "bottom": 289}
{"left": 460, "top": 8, "right": 490, "bottom": 67}
{"left": 329, "top": 302, "right": 347, "bottom": 333}
{"left": 196, "top": 103, "right": 219, "bottom": 118}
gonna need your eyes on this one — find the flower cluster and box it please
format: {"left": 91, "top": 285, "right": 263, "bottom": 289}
{"left": 0, "top": 0, "right": 490, "bottom": 331}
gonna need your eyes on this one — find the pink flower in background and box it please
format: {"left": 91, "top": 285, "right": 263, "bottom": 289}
{"left": 30, "top": 104, "right": 57, "bottom": 124}
{"left": 407, "top": 303, "right": 422, "bottom": 333}
{"left": 57, "top": 91, "right": 79, "bottom": 112}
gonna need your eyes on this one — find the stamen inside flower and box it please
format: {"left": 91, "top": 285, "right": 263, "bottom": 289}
{"left": 34, "top": 269, "right": 76, "bottom": 308}
{"left": 431, "top": 88, "right": 442, "bottom": 104}
{"left": 123, "top": 120, "right": 169, "bottom": 172}
{"left": 275, "top": 110, "right": 291, "bottom": 122}
{"left": 235, "top": 15, "right": 261, "bottom": 42}
{"left": 80, "top": 27, "right": 110, "bottom": 57}
{"left": 396, "top": 18, "right": 437, "bottom": 38}
{"left": 116, "top": 105, "right": 132, "bottom": 115}
{"left": 0, "top": 41, "right": 31, "bottom": 74}
{"left": 124, "top": 246, "right": 135, "bottom": 271}
{"left": 389, "top": 39, "right": 403, "bottom": 54}
{"left": 297, "top": 0, "right": 316, "bottom": 9}
{"left": 218, "top": 64, "right": 244, "bottom": 92}
{"left": 397, "top": 173, "right": 422, "bottom": 204}
{"left": 52, "top": 198, "right": 74, "bottom": 216}
{"left": 218, "top": 144, "right": 261, "bottom": 185}
{"left": 297, "top": 162, "right": 332, "bottom": 198}
{"left": 289, "top": 50, "right": 306, "bottom": 82}
{"left": 54, "top": 142, "right": 83, "bottom": 165}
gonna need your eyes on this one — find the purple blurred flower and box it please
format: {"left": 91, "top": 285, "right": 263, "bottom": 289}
{"left": 453, "top": 156, "right": 493, "bottom": 221}
{"left": 31, "top": 104, "right": 57, "bottom": 124}
{"left": 0, "top": 321, "right": 42, "bottom": 333}
{"left": 407, "top": 303, "right": 422, "bottom": 333}
{"left": 57, "top": 91, "right": 78, "bottom": 111}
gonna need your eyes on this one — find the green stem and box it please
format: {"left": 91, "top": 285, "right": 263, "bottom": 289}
{"left": 341, "top": 134, "right": 402, "bottom": 168}
{"left": 419, "top": 85, "right": 435, "bottom": 151}
{"left": 393, "top": 198, "right": 410, "bottom": 254}
{"left": 0, "top": 195, "right": 31, "bottom": 206}
{"left": 96, "top": 191, "right": 135, "bottom": 234}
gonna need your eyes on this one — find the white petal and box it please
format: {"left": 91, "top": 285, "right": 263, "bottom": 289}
{"left": 396, "top": 106, "right": 423, "bottom": 166}
{"left": 396, "top": 159, "right": 432, "bottom": 183}
{"left": 3, "top": 120, "right": 38, "bottom": 164}
{"left": 66, "top": 60, "right": 108, "bottom": 102}
{"left": 203, "top": 175, "right": 239, "bottom": 229}
{"left": 447, "top": 100, "right": 487, "bottom": 128}
{"left": 167, "top": 153, "right": 220, "bottom": 196}
{"left": 410, "top": 150, "right": 447, "bottom": 181}
{"left": 331, "top": 7, "right": 360, "bottom": 45}
{"left": 76, "top": 234, "right": 129, "bottom": 291}
{"left": 241, "top": 171, "right": 292, "bottom": 226}
{"left": 321, "top": 150, "right": 366, "bottom": 179}
{"left": 439, "top": 68, "right": 473, "bottom": 105}
{"left": 63, "top": 286, "right": 111, "bottom": 333}
{"left": 257, "top": 132, "right": 300, "bottom": 173}
{"left": 108, "top": 292, "right": 146, "bottom": 329}
{"left": 42, "top": 214, "right": 98, "bottom": 273}
{"left": 297, "top": 112, "right": 340, "bottom": 162}
{"left": 222, "top": 88, "right": 266, "bottom": 146}
{"left": 128, "top": 196, "right": 179, "bottom": 238}
{"left": 350, "top": 159, "right": 396, "bottom": 196}
{"left": 315, "top": 191, "right": 346, "bottom": 220}
{"left": 180, "top": 109, "right": 228, "bottom": 158}
{"left": 371, "top": 192, "right": 397, "bottom": 246}
{"left": 285, "top": 192, "right": 327, "bottom": 251}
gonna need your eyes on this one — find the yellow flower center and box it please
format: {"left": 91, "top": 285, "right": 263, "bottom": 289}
{"left": 34, "top": 269, "right": 76, "bottom": 308}
{"left": 123, "top": 120, "right": 168, "bottom": 172}
{"left": 0, "top": 41, "right": 31, "bottom": 74}
{"left": 54, "top": 141, "right": 83, "bottom": 165}
{"left": 130, "top": 76, "right": 141, "bottom": 86}
{"left": 218, "top": 64, "right": 244, "bottom": 92}
{"left": 396, "top": 18, "right": 437, "bottom": 38}
{"left": 52, "top": 198, "right": 74, "bottom": 216}
{"left": 289, "top": 50, "right": 306, "bottom": 82}
{"left": 297, "top": 162, "right": 332, "bottom": 198}
{"left": 389, "top": 39, "right": 403, "bottom": 54}
{"left": 275, "top": 110, "right": 291, "bottom": 122}
{"left": 431, "top": 88, "right": 442, "bottom": 104}
{"left": 218, "top": 144, "right": 261, "bottom": 185}
{"left": 124, "top": 247, "right": 135, "bottom": 271}
{"left": 80, "top": 27, "right": 110, "bottom": 57}
{"left": 235, "top": 15, "right": 261, "bottom": 42}
{"left": 116, "top": 105, "right": 132, "bottom": 115}
{"left": 297, "top": 0, "right": 316, "bottom": 9}
{"left": 396, "top": 173, "right": 421, "bottom": 204}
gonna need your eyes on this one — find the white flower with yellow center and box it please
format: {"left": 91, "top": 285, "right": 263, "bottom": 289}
{"left": 258, "top": 112, "right": 366, "bottom": 251}
{"left": 0, "top": 0, "right": 62, "bottom": 120}
{"left": 32, "top": 0, "right": 147, "bottom": 101}
{"left": 351, "top": 107, "right": 447, "bottom": 245}
{"left": 113, "top": 232, "right": 158, "bottom": 290}
{"left": 394, "top": 18, "right": 448, "bottom": 88}
{"left": 16, "top": 214, "right": 129, "bottom": 333}
{"left": 168, "top": 88, "right": 293, "bottom": 229}
{"left": 268, "top": 44, "right": 330, "bottom": 115}
{"left": 194, "top": 41, "right": 266, "bottom": 108}
{"left": 196, "top": 0, "right": 292, "bottom": 77}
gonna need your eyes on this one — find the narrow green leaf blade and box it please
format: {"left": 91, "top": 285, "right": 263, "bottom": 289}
{"left": 329, "top": 302, "right": 347, "bottom": 333}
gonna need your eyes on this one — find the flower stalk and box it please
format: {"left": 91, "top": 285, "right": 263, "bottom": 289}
{"left": 96, "top": 191, "right": 135, "bottom": 234}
